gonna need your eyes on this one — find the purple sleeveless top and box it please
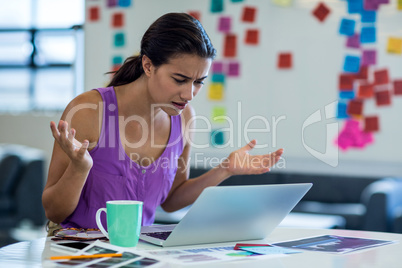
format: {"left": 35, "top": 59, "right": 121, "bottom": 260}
{"left": 61, "top": 87, "right": 183, "bottom": 228}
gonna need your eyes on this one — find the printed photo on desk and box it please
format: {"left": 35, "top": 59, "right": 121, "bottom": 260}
{"left": 273, "top": 235, "right": 396, "bottom": 254}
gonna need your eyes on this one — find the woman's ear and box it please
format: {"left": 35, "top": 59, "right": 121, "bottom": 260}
{"left": 142, "top": 55, "right": 153, "bottom": 77}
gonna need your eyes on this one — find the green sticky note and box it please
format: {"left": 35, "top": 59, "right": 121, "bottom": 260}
{"left": 211, "top": 73, "right": 225, "bottom": 84}
{"left": 211, "top": 0, "right": 224, "bottom": 13}
{"left": 212, "top": 106, "right": 226, "bottom": 123}
{"left": 112, "top": 56, "right": 123, "bottom": 65}
{"left": 114, "top": 32, "right": 125, "bottom": 47}
{"left": 211, "top": 129, "right": 225, "bottom": 146}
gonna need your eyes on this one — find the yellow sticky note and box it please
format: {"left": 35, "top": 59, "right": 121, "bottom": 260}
{"left": 208, "top": 83, "right": 224, "bottom": 100}
{"left": 212, "top": 106, "right": 226, "bottom": 123}
{"left": 387, "top": 37, "right": 402, "bottom": 54}
{"left": 398, "top": 0, "right": 402, "bottom": 10}
{"left": 272, "top": 0, "right": 292, "bottom": 7}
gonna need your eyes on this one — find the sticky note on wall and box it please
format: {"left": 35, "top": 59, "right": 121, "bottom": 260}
{"left": 339, "top": 73, "right": 355, "bottom": 91}
{"left": 114, "top": 32, "right": 125, "bottom": 47}
{"left": 347, "top": 0, "right": 363, "bottom": 14}
{"left": 361, "top": 50, "right": 376, "bottom": 66}
{"left": 227, "top": 61, "right": 240, "bottom": 77}
{"left": 375, "top": 90, "right": 391, "bottom": 106}
{"left": 212, "top": 61, "right": 225, "bottom": 73}
{"left": 360, "top": 27, "right": 376, "bottom": 43}
{"left": 224, "top": 34, "right": 237, "bottom": 57}
{"left": 347, "top": 99, "right": 364, "bottom": 116}
{"left": 272, "top": 0, "right": 293, "bottom": 7}
{"left": 387, "top": 37, "right": 402, "bottom": 54}
{"left": 188, "top": 11, "right": 201, "bottom": 21}
{"left": 208, "top": 83, "right": 224, "bottom": 100}
{"left": 245, "top": 29, "right": 259, "bottom": 45}
{"left": 394, "top": 80, "right": 402, "bottom": 95}
{"left": 218, "top": 16, "right": 231, "bottom": 33}
{"left": 212, "top": 107, "right": 227, "bottom": 123}
{"left": 107, "top": 0, "right": 118, "bottom": 8}
{"left": 312, "top": 2, "right": 331, "bottom": 23}
{"left": 364, "top": 116, "right": 379, "bottom": 132}
{"left": 374, "top": 69, "right": 389, "bottom": 85}
{"left": 278, "top": 52, "right": 292, "bottom": 69}
{"left": 118, "top": 0, "right": 131, "bottom": 8}
{"left": 112, "top": 12, "right": 124, "bottom": 28}
{"left": 211, "top": 0, "right": 224, "bottom": 13}
{"left": 242, "top": 6, "right": 257, "bottom": 22}
{"left": 88, "top": 6, "right": 100, "bottom": 22}
{"left": 339, "top": 18, "right": 355, "bottom": 36}
{"left": 346, "top": 34, "right": 360, "bottom": 49}
{"left": 343, "top": 55, "right": 360, "bottom": 73}
{"left": 211, "top": 130, "right": 225, "bottom": 146}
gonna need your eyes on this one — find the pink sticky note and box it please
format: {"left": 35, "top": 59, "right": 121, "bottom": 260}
{"left": 346, "top": 34, "right": 360, "bottom": 49}
{"left": 212, "top": 61, "right": 224, "bottom": 73}
{"left": 361, "top": 50, "right": 376, "bottom": 66}
{"left": 227, "top": 61, "right": 240, "bottom": 77}
{"left": 218, "top": 16, "right": 231, "bottom": 33}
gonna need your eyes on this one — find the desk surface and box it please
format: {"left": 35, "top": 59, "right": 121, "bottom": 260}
{"left": 1, "top": 227, "right": 401, "bottom": 268}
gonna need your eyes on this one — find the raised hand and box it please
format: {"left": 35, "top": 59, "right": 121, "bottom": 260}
{"left": 221, "top": 140, "right": 283, "bottom": 176}
{"left": 50, "top": 120, "right": 93, "bottom": 172}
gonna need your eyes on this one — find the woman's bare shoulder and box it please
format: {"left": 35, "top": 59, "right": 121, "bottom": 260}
{"left": 60, "top": 90, "right": 103, "bottom": 143}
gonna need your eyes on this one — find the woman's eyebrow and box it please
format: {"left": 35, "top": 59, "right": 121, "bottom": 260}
{"left": 173, "top": 73, "right": 208, "bottom": 80}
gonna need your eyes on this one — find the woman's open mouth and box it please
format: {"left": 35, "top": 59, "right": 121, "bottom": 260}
{"left": 172, "top": 102, "right": 187, "bottom": 110}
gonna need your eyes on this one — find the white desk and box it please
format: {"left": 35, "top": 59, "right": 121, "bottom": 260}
{"left": 1, "top": 228, "right": 401, "bottom": 268}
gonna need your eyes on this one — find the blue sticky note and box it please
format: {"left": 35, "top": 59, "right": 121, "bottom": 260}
{"left": 118, "top": 0, "right": 131, "bottom": 7}
{"left": 348, "top": 0, "right": 363, "bottom": 14}
{"left": 361, "top": 10, "right": 376, "bottom": 23}
{"left": 343, "top": 55, "right": 360, "bottom": 73}
{"left": 339, "top": 18, "right": 356, "bottom": 36}
{"left": 360, "top": 27, "right": 376, "bottom": 43}
{"left": 337, "top": 102, "right": 350, "bottom": 119}
{"left": 211, "top": 73, "right": 225, "bottom": 84}
{"left": 114, "top": 32, "right": 125, "bottom": 47}
{"left": 211, "top": 130, "right": 225, "bottom": 146}
{"left": 339, "top": 91, "right": 355, "bottom": 100}
{"left": 112, "top": 56, "right": 123, "bottom": 65}
{"left": 211, "top": 0, "right": 224, "bottom": 13}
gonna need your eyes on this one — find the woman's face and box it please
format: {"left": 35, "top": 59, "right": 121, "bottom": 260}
{"left": 145, "top": 54, "right": 212, "bottom": 116}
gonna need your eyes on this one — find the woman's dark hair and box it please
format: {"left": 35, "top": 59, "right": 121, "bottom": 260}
{"left": 107, "top": 12, "right": 216, "bottom": 87}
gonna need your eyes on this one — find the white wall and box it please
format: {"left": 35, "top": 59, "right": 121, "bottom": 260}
{"left": 0, "top": 112, "right": 62, "bottom": 177}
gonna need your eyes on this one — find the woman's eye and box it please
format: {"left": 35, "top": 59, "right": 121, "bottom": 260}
{"left": 173, "top": 78, "right": 186, "bottom": 83}
{"left": 195, "top": 80, "right": 204, "bottom": 85}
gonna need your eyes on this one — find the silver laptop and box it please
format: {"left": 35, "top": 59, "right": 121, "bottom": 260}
{"left": 140, "top": 183, "right": 312, "bottom": 247}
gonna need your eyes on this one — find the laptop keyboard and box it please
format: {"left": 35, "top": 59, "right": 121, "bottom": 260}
{"left": 144, "top": 231, "right": 172, "bottom": 241}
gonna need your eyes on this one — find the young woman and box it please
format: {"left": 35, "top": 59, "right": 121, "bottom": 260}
{"left": 42, "top": 13, "right": 283, "bottom": 232}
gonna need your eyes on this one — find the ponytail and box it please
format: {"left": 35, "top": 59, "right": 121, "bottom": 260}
{"left": 107, "top": 55, "right": 144, "bottom": 87}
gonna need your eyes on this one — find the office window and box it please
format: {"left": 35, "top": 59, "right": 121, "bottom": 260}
{"left": 0, "top": 0, "right": 84, "bottom": 112}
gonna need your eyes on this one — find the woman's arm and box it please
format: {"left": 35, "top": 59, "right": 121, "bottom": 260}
{"left": 42, "top": 91, "right": 102, "bottom": 223}
{"left": 161, "top": 105, "right": 284, "bottom": 212}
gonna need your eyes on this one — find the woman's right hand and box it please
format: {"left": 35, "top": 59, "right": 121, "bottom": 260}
{"left": 50, "top": 120, "right": 93, "bottom": 172}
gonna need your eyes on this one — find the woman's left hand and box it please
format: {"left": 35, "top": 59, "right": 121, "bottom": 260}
{"left": 221, "top": 140, "right": 284, "bottom": 176}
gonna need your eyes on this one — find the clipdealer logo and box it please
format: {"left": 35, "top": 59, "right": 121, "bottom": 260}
{"left": 301, "top": 101, "right": 339, "bottom": 167}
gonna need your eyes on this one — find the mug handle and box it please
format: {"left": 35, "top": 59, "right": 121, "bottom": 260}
{"left": 95, "top": 208, "right": 109, "bottom": 239}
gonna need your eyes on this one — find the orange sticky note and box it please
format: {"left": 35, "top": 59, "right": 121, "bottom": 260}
{"left": 224, "top": 34, "right": 237, "bottom": 58}
{"left": 242, "top": 6, "right": 256, "bottom": 22}
{"left": 89, "top": 6, "right": 100, "bottom": 22}
{"left": 188, "top": 11, "right": 201, "bottom": 21}
{"left": 278, "top": 52, "right": 292, "bottom": 69}
{"left": 245, "top": 29, "right": 259, "bottom": 45}
{"left": 357, "top": 83, "right": 374, "bottom": 98}
{"left": 112, "top": 12, "right": 124, "bottom": 28}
